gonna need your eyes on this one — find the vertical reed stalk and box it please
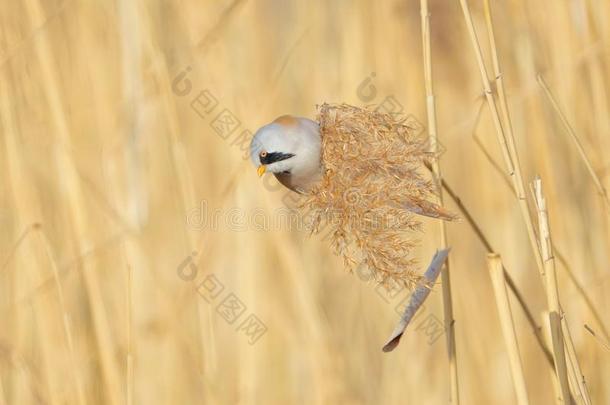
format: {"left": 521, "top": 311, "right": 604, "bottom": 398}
{"left": 0, "top": 67, "right": 38, "bottom": 404}
{"left": 487, "top": 254, "right": 530, "bottom": 405}
{"left": 126, "top": 264, "right": 133, "bottom": 405}
{"left": 0, "top": 379, "right": 6, "bottom": 405}
{"left": 458, "top": 0, "right": 545, "bottom": 278}
{"left": 1, "top": 56, "right": 81, "bottom": 405}
{"left": 137, "top": 6, "right": 219, "bottom": 399}
{"left": 38, "top": 230, "right": 87, "bottom": 405}
{"left": 562, "top": 316, "right": 592, "bottom": 405}
{"left": 420, "top": 1, "right": 459, "bottom": 403}
{"left": 533, "top": 177, "right": 573, "bottom": 404}
{"left": 482, "top": 0, "right": 526, "bottom": 204}
{"left": 23, "top": 1, "right": 123, "bottom": 403}
{"left": 542, "top": 311, "right": 565, "bottom": 405}
{"left": 429, "top": 168, "right": 554, "bottom": 365}
{"left": 265, "top": 197, "right": 342, "bottom": 403}
{"left": 581, "top": 1, "right": 610, "bottom": 146}
{"left": 473, "top": 137, "right": 610, "bottom": 342}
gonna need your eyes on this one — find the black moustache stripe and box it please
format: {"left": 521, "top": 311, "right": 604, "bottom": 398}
{"left": 261, "top": 152, "right": 295, "bottom": 165}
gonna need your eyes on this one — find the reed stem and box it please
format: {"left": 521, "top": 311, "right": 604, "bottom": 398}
{"left": 487, "top": 253, "right": 530, "bottom": 405}
{"left": 420, "top": 1, "right": 459, "bottom": 402}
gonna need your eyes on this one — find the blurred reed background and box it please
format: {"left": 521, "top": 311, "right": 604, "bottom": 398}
{"left": 1, "top": 0, "right": 609, "bottom": 403}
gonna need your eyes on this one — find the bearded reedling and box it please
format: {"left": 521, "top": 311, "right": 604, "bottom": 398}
{"left": 250, "top": 103, "right": 456, "bottom": 289}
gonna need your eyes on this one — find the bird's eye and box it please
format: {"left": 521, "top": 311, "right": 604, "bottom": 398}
{"left": 259, "top": 151, "right": 268, "bottom": 158}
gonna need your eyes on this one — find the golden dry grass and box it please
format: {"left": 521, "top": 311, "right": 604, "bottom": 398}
{"left": 1, "top": 0, "right": 609, "bottom": 404}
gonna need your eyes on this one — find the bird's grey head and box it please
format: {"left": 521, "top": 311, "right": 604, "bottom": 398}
{"left": 250, "top": 122, "right": 300, "bottom": 176}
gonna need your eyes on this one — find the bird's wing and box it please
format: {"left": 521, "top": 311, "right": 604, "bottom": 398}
{"left": 401, "top": 197, "right": 457, "bottom": 221}
{"left": 273, "top": 172, "right": 305, "bottom": 194}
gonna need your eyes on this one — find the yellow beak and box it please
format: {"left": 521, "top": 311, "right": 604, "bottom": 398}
{"left": 257, "top": 165, "right": 267, "bottom": 177}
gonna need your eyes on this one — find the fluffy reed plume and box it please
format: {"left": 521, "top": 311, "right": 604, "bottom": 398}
{"left": 303, "top": 103, "right": 455, "bottom": 289}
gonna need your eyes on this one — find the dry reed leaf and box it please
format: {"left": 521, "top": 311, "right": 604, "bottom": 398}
{"left": 383, "top": 248, "right": 450, "bottom": 352}
{"left": 302, "top": 103, "right": 455, "bottom": 290}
